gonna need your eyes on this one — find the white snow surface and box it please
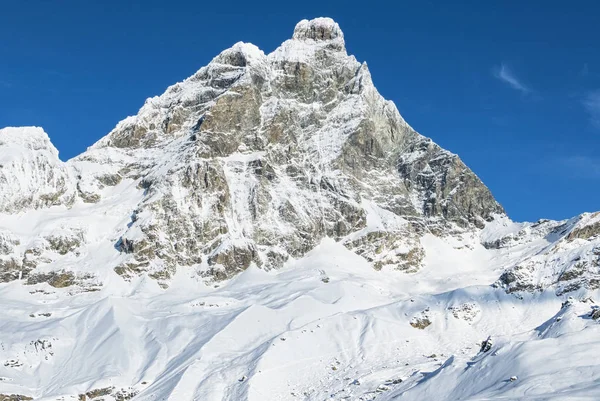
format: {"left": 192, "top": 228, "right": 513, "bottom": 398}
{"left": 1, "top": 233, "right": 599, "bottom": 400}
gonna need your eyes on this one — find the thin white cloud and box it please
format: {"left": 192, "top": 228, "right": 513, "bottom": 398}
{"left": 493, "top": 63, "right": 531, "bottom": 94}
{"left": 562, "top": 155, "right": 600, "bottom": 178}
{"left": 583, "top": 90, "right": 600, "bottom": 128}
{"left": 581, "top": 63, "right": 589, "bottom": 77}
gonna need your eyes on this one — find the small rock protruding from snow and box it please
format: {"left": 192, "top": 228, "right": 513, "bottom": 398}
{"left": 119, "top": 237, "right": 135, "bottom": 254}
{"left": 376, "top": 384, "right": 390, "bottom": 392}
{"left": 448, "top": 302, "right": 481, "bottom": 322}
{"left": 410, "top": 309, "right": 432, "bottom": 329}
{"left": 561, "top": 297, "right": 576, "bottom": 309}
{"left": 509, "top": 376, "right": 518, "bottom": 382}
{"left": 480, "top": 336, "right": 493, "bottom": 353}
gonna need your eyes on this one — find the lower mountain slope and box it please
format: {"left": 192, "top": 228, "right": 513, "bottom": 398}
{"left": 1, "top": 235, "right": 599, "bottom": 400}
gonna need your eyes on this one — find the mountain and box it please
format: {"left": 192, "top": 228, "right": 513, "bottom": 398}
{"left": 0, "top": 18, "right": 599, "bottom": 401}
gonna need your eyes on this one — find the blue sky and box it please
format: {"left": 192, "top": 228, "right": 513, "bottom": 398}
{"left": 1, "top": 0, "right": 598, "bottom": 221}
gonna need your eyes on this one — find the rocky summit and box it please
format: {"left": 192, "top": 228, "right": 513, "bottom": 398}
{"left": 0, "top": 18, "right": 599, "bottom": 401}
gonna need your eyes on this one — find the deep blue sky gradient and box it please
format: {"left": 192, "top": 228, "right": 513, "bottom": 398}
{"left": 1, "top": 0, "right": 599, "bottom": 221}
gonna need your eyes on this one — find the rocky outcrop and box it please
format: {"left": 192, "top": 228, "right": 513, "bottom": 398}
{"left": 410, "top": 309, "right": 432, "bottom": 329}
{"left": 344, "top": 229, "right": 424, "bottom": 272}
{"left": 567, "top": 212, "right": 600, "bottom": 241}
{"left": 0, "top": 225, "right": 92, "bottom": 287}
{"left": 0, "top": 395, "right": 33, "bottom": 401}
{"left": 488, "top": 214, "right": 600, "bottom": 295}
{"left": 448, "top": 302, "right": 481, "bottom": 322}
{"left": 396, "top": 138, "right": 504, "bottom": 228}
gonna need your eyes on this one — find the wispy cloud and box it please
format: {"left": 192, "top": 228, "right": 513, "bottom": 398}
{"left": 583, "top": 90, "right": 600, "bottom": 128}
{"left": 493, "top": 63, "right": 531, "bottom": 94}
{"left": 561, "top": 155, "right": 600, "bottom": 178}
{"left": 42, "top": 69, "right": 70, "bottom": 79}
{"left": 581, "top": 63, "right": 589, "bottom": 77}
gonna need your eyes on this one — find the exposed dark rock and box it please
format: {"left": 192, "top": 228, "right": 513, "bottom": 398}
{"left": 410, "top": 317, "right": 431, "bottom": 330}
{"left": 119, "top": 237, "right": 135, "bottom": 254}
{"left": 568, "top": 218, "right": 600, "bottom": 241}
{"left": 26, "top": 270, "right": 76, "bottom": 288}
{"left": 97, "top": 173, "right": 122, "bottom": 186}
{"left": 0, "top": 394, "right": 33, "bottom": 401}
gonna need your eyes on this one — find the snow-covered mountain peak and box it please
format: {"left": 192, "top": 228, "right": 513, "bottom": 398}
{"left": 0, "top": 126, "right": 58, "bottom": 158}
{"left": 0, "top": 126, "right": 75, "bottom": 213}
{"left": 203, "top": 42, "right": 268, "bottom": 74}
{"left": 292, "top": 17, "right": 345, "bottom": 46}
{"left": 2, "top": 18, "right": 507, "bottom": 287}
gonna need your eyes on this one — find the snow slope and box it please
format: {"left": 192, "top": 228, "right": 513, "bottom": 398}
{"left": 388, "top": 297, "right": 600, "bottom": 401}
{"left": 1, "top": 236, "right": 598, "bottom": 400}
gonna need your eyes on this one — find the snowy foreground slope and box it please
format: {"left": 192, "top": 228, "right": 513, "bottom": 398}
{"left": 1, "top": 18, "right": 600, "bottom": 401}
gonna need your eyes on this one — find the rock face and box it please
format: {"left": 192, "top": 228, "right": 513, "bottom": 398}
{"left": 63, "top": 17, "right": 502, "bottom": 281}
{"left": 0, "top": 17, "right": 596, "bottom": 295}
